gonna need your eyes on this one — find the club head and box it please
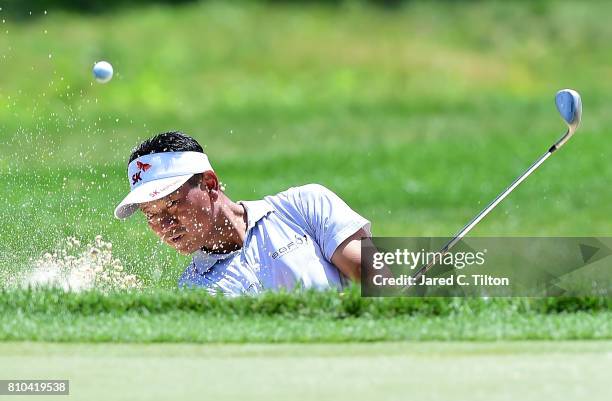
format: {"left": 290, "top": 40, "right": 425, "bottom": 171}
{"left": 551, "top": 89, "right": 582, "bottom": 152}
{"left": 556, "top": 89, "right": 582, "bottom": 129}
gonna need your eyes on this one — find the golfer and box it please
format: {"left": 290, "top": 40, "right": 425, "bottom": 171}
{"left": 115, "top": 131, "right": 371, "bottom": 295}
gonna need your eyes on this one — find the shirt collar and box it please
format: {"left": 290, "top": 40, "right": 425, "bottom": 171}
{"left": 239, "top": 199, "right": 274, "bottom": 230}
{"left": 191, "top": 200, "right": 274, "bottom": 275}
{"left": 192, "top": 250, "right": 238, "bottom": 275}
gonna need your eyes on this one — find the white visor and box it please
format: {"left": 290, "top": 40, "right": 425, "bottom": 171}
{"left": 114, "top": 151, "right": 214, "bottom": 219}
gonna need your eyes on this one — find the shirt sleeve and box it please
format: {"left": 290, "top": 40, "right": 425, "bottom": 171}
{"left": 287, "top": 184, "right": 371, "bottom": 261}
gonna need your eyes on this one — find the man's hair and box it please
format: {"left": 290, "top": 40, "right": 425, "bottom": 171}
{"left": 128, "top": 131, "right": 204, "bottom": 164}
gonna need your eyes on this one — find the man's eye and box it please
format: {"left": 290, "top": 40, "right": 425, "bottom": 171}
{"left": 166, "top": 199, "right": 179, "bottom": 209}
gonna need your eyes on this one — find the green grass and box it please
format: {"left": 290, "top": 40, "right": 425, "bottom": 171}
{"left": 4, "top": 312, "right": 612, "bottom": 342}
{"left": 1, "top": 288, "right": 610, "bottom": 342}
{"left": 2, "top": 341, "right": 611, "bottom": 401}
{"left": 4, "top": 287, "right": 611, "bottom": 316}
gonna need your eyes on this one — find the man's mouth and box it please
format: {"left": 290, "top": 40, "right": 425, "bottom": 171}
{"left": 171, "top": 234, "right": 184, "bottom": 243}
{"left": 167, "top": 233, "right": 185, "bottom": 243}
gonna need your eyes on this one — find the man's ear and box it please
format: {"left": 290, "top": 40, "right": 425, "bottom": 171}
{"left": 201, "top": 171, "right": 219, "bottom": 193}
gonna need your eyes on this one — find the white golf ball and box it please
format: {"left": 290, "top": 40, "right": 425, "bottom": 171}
{"left": 92, "top": 61, "right": 113, "bottom": 83}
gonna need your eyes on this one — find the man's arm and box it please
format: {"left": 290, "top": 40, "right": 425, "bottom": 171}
{"left": 331, "top": 228, "right": 371, "bottom": 282}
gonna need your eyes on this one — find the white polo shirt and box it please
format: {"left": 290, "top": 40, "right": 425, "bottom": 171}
{"left": 178, "top": 184, "right": 370, "bottom": 295}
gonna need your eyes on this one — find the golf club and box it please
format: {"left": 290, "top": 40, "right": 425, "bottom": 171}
{"left": 409, "top": 89, "right": 582, "bottom": 284}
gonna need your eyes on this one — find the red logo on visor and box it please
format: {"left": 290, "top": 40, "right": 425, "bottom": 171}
{"left": 131, "top": 160, "right": 153, "bottom": 185}
{"left": 136, "top": 161, "right": 151, "bottom": 171}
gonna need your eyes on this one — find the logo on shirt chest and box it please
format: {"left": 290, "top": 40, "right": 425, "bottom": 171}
{"left": 271, "top": 234, "right": 309, "bottom": 259}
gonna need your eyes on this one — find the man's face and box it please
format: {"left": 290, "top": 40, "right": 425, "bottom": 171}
{"left": 139, "top": 178, "right": 215, "bottom": 255}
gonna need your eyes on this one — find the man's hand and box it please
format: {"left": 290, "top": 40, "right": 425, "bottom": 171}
{"left": 331, "top": 228, "right": 372, "bottom": 282}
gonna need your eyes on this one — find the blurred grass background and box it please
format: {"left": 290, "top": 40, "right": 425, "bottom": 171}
{"left": 0, "top": 0, "right": 610, "bottom": 288}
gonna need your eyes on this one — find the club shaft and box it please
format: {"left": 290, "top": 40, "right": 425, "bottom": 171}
{"left": 411, "top": 149, "right": 553, "bottom": 281}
